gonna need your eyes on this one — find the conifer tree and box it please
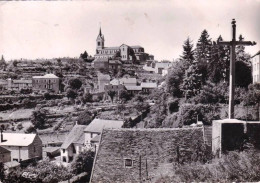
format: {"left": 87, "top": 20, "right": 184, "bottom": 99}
{"left": 208, "top": 36, "right": 230, "bottom": 83}
{"left": 181, "top": 60, "right": 202, "bottom": 99}
{"left": 181, "top": 37, "right": 195, "bottom": 69}
{"left": 195, "top": 30, "right": 212, "bottom": 83}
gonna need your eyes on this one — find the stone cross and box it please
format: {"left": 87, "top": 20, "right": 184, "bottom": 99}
{"left": 218, "top": 19, "right": 256, "bottom": 119}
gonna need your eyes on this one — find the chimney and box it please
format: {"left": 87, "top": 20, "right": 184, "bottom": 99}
{"left": 0, "top": 128, "right": 6, "bottom": 143}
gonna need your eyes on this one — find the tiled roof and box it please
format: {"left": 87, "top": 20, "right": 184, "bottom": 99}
{"left": 103, "top": 47, "right": 120, "bottom": 50}
{"left": 110, "top": 79, "right": 120, "bottom": 85}
{"left": 91, "top": 127, "right": 205, "bottom": 182}
{"left": 0, "top": 146, "right": 10, "bottom": 154}
{"left": 141, "top": 82, "right": 157, "bottom": 88}
{"left": 0, "top": 133, "right": 38, "bottom": 147}
{"left": 109, "top": 60, "right": 122, "bottom": 64}
{"left": 94, "top": 57, "right": 109, "bottom": 62}
{"left": 32, "top": 74, "right": 59, "bottom": 79}
{"left": 84, "top": 118, "right": 124, "bottom": 133}
{"left": 131, "top": 45, "right": 143, "bottom": 48}
{"left": 61, "top": 125, "right": 87, "bottom": 149}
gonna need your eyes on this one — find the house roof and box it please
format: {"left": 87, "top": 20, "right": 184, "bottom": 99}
{"left": 119, "top": 77, "right": 137, "bottom": 85}
{"left": 0, "top": 146, "right": 10, "bottom": 154}
{"left": 110, "top": 79, "right": 120, "bottom": 85}
{"left": 94, "top": 57, "right": 109, "bottom": 62}
{"left": 84, "top": 118, "right": 124, "bottom": 133}
{"left": 32, "top": 74, "right": 59, "bottom": 79}
{"left": 125, "top": 85, "right": 142, "bottom": 91}
{"left": 103, "top": 47, "right": 120, "bottom": 50}
{"left": 12, "top": 80, "right": 32, "bottom": 84}
{"left": 141, "top": 82, "right": 157, "bottom": 88}
{"left": 109, "top": 60, "right": 122, "bottom": 65}
{"left": 61, "top": 125, "right": 87, "bottom": 149}
{"left": 0, "top": 133, "right": 38, "bottom": 147}
{"left": 4, "top": 161, "right": 20, "bottom": 169}
{"left": 131, "top": 45, "right": 143, "bottom": 48}
{"left": 91, "top": 127, "right": 205, "bottom": 182}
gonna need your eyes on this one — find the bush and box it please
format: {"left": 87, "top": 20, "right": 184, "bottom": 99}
{"left": 31, "top": 109, "right": 48, "bottom": 129}
{"left": 70, "top": 150, "right": 95, "bottom": 175}
{"left": 178, "top": 103, "right": 220, "bottom": 126}
{"left": 24, "top": 125, "right": 36, "bottom": 134}
{"left": 76, "top": 110, "right": 93, "bottom": 125}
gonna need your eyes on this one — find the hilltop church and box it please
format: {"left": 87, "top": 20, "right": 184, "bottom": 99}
{"left": 93, "top": 27, "right": 154, "bottom": 64}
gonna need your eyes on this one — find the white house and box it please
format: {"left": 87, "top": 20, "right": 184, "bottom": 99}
{"left": 0, "top": 133, "right": 42, "bottom": 162}
{"left": 84, "top": 119, "right": 124, "bottom": 149}
{"left": 60, "top": 125, "right": 87, "bottom": 163}
{"left": 252, "top": 50, "right": 260, "bottom": 83}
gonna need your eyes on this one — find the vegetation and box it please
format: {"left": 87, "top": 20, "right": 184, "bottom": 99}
{"left": 31, "top": 109, "right": 48, "bottom": 129}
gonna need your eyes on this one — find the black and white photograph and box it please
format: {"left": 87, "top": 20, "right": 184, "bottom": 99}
{"left": 0, "top": 0, "right": 260, "bottom": 182}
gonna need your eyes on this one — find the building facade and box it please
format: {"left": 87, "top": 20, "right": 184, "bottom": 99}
{"left": 32, "top": 74, "right": 60, "bottom": 93}
{"left": 0, "top": 146, "right": 11, "bottom": 163}
{"left": 0, "top": 133, "right": 42, "bottom": 162}
{"left": 252, "top": 51, "right": 260, "bottom": 83}
{"left": 7, "top": 78, "right": 32, "bottom": 91}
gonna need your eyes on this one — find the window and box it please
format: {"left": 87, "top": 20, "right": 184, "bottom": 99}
{"left": 13, "top": 158, "right": 18, "bottom": 162}
{"left": 34, "top": 146, "right": 36, "bottom": 152}
{"left": 63, "top": 149, "right": 65, "bottom": 153}
{"left": 124, "top": 159, "right": 133, "bottom": 167}
{"left": 98, "top": 42, "right": 100, "bottom": 46}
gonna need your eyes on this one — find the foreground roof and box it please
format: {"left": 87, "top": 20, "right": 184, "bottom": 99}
{"left": 0, "top": 133, "right": 37, "bottom": 146}
{"left": 91, "top": 127, "right": 205, "bottom": 183}
{"left": 141, "top": 82, "right": 157, "bottom": 88}
{"left": 61, "top": 125, "right": 87, "bottom": 149}
{"left": 84, "top": 118, "right": 124, "bottom": 133}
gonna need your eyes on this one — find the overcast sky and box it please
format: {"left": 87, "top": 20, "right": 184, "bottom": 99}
{"left": 0, "top": 0, "right": 259, "bottom": 61}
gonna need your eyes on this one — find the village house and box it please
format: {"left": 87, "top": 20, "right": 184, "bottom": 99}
{"left": 32, "top": 73, "right": 60, "bottom": 93}
{"left": 143, "top": 61, "right": 172, "bottom": 75}
{"left": 104, "top": 83, "right": 126, "bottom": 100}
{"left": 7, "top": 78, "right": 32, "bottom": 91}
{"left": 90, "top": 127, "right": 206, "bottom": 182}
{"left": 141, "top": 82, "right": 158, "bottom": 93}
{"left": 0, "top": 146, "right": 11, "bottom": 163}
{"left": 0, "top": 133, "right": 42, "bottom": 162}
{"left": 60, "top": 125, "right": 87, "bottom": 163}
{"left": 97, "top": 73, "right": 110, "bottom": 93}
{"left": 251, "top": 50, "right": 260, "bottom": 83}
{"left": 125, "top": 85, "right": 142, "bottom": 95}
{"left": 84, "top": 118, "right": 124, "bottom": 149}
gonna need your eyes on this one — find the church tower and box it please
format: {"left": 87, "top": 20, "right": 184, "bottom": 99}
{"left": 96, "top": 27, "right": 105, "bottom": 50}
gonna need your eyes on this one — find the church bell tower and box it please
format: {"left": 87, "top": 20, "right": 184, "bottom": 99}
{"left": 96, "top": 27, "right": 105, "bottom": 51}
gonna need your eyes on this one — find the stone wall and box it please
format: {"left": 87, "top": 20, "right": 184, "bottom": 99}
{"left": 91, "top": 127, "right": 205, "bottom": 183}
{"left": 28, "top": 135, "right": 42, "bottom": 159}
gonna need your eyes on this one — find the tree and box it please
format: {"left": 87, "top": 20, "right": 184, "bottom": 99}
{"left": 195, "top": 29, "right": 212, "bottom": 83}
{"left": 68, "top": 78, "right": 82, "bottom": 90}
{"left": 181, "top": 37, "right": 195, "bottom": 68}
{"left": 235, "top": 60, "right": 252, "bottom": 88}
{"left": 119, "top": 90, "right": 132, "bottom": 102}
{"left": 181, "top": 60, "right": 202, "bottom": 99}
{"left": 236, "top": 35, "right": 251, "bottom": 65}
{"left": 208, "top": 36, "right": 230, "bottom": 83}
{"left": 81, "top": 92, "right": 93, "bottom": 104}
{"left": 166, "top": 60, "right": 186, "bottom": 97}
{"left": 244, "top": 83, "right": 260, "bottom": 120}
{"left": 70, "top": 150, "right": 95, "bottom": 175}
{"left": 122, "top": 118, "right": 134, "bottom": 128}
{"left": 0, "top": 162, "right": 5, "bottom": 182}
{"left": 107, "top": 91, "right": 116, "bottom": 103}
{"left": 31, "top": 109, "right": 48, "bottom": 129}
{"left": 76, "top": 110, "right": 93, "bottom": 125}
{"left": 66, "top": 88, "right": 77, "bottom": 101}
{"left": 80, "top": 51, "right": 89, "bottom": 61}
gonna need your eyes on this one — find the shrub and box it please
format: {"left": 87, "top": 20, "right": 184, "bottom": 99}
{"left": 76, "top": 110, "right": 93, "bottom": 125}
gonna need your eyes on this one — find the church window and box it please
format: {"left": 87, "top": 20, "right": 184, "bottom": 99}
{"left": 98, "top": 42, "right": 100, "bottom": 46}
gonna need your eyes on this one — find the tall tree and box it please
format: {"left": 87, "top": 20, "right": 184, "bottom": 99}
{"left": 195, "top": 29, "right": 212, "bottom": 83}
{"left": 181, "top": 37, "right": 195, "bottom": 69}
{"left": 181, "top": 60, "right": 202, "bottom": 99}
{"left": 208, "top": 36, "right": 230, "bottom": 83}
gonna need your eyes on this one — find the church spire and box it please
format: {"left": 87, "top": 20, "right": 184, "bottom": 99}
{"left": 99, "top": 26, "right": 102, "bottom": 36}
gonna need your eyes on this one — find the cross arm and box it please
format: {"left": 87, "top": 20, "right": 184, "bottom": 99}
{"left": 217, "top": 41, "right": 231, "bottom": 46}
{"left": 236, "top": 41, "right": 257, "bottom": 46}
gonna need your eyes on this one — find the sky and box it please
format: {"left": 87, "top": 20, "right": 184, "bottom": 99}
{"left": 0, "top": 0, "right": 259, "bottom": 61}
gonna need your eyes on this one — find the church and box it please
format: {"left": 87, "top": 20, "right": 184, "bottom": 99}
{"left": 94, "top": 27, "right": 154, "bottom": 64}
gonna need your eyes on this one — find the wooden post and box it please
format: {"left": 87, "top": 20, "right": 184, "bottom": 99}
{"left": 139, "top": 155, "right": 142, "bottom": 183}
